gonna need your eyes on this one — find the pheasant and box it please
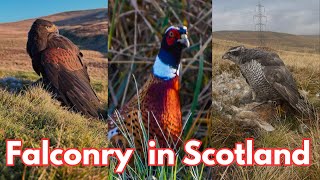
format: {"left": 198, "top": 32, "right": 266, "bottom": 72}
{"left": 108, "top": 26, "right": 190, "bottom": 151}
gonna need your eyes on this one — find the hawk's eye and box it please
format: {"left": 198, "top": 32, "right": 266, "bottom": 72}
{"left": 168, "top": 31, "right": 174, "bottom": 38}
{"left": 45, "top": 26, "right": 49, "bottom": 29}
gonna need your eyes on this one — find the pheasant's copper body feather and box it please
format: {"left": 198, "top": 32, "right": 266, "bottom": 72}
{"left": 109, "top": 75, "right": 183, "bottom": 151}
{"left": 108, "top": 26, "right": 190, "bottom": 151}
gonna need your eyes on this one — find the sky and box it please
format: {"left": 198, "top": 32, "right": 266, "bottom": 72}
{"left": 213, "top": 0, "right": 320, "bottom": 35}
{"left": 0, "top": 0, "right": 107, "bottom": 23}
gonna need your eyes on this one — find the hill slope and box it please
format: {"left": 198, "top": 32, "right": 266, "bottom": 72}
{"left": 0, "top": 8, "right": 108, "bottom": 52}
{"left": 213, "top": 31, "right": 320, "bottom": 53}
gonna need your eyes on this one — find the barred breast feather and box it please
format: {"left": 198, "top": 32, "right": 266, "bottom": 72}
{"left": 240, "top": 59, "right": 281, "bottom": 102}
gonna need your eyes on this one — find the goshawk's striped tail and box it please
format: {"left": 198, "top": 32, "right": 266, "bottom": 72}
{"left": 295, "top": 96, "right": 318, "bottom": 121}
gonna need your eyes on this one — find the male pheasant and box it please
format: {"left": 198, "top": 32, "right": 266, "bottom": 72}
{"left": 108, "top": 26, "right": 190, "bottom": 151}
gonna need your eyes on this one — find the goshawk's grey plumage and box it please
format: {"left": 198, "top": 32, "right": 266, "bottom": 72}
{"left": 222, "top": 45, "right": 316, "bottom": 119}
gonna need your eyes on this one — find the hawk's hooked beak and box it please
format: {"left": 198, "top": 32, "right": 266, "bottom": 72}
{"left": 177, "top": 34, "right": 190, "bottom": 48}
{"left": 47, "top": 24, "right": 59, "bottom": 34}
{"left": 222, "top": 53, "right": 229, "bottom": 60}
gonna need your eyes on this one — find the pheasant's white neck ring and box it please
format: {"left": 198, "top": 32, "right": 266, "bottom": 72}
{"left": 153, "top": 55, "right": 180, "bottom": 80}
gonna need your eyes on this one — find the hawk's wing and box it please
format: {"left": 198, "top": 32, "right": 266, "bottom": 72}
{"left": 263, "top": 56, "right": 315, "bottom": 117}
{"left": 40, "top": 34, "right": 102, "bottom": 118}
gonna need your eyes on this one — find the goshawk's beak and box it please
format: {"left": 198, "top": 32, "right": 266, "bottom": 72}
{"left": 177, "top": 34, "right": 190, "bottom": 48}
{"left": 222, "top": 53, "right": 229, "bottom": 60}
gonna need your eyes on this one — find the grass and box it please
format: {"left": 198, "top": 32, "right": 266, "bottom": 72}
{"left": 208, "top": 116, "right": 320, "bottom": 179}
{"left": 0, "top": 70, "right": 38, "bottom": 81}
{"left": 0, "top": 82, "right": 318, "bottom": 179}
{"left": 0, "top": 86, "right": 109, "bottom": 179}
{"left": 213, "top": 31, "right": 320, "bottom": 54}
{"left": 0, "top": 83, "right": 208, "bottom": 179}
{"left": 107, "top": 101, "right": 209, "bottom": 179}
{"left": 0, "top": 70, "right": 108, "bottom": 107}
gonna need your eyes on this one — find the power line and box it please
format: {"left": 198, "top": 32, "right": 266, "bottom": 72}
{"left": 253, "top": 1, "right": 267, "bottom": 46}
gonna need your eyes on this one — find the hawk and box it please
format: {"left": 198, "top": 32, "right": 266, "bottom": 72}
{"left": 27, "top": 19, "right": 103, "bottom": 118}
{"left": 222, "top": 45, "right": 316, "bottom": 119}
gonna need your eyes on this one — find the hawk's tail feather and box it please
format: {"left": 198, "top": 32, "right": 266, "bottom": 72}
{"left": 295, "top": 95, "right": 318, "bottom": 120}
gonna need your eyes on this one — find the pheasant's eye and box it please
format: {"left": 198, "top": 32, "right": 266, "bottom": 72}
{"left": 169, "top": 31, "right": 174, "bottom": 38}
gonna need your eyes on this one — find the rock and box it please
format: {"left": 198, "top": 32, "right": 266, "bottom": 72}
{"left": 212, "top": 71, "right": 277, "bottom": 131}
{"left": 254, "top": 120, "right": 275, "bottom": 131}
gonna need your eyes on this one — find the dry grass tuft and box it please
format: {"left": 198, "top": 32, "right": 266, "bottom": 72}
{"left": 0, "top": 86, "right": 109, "bottom": 179}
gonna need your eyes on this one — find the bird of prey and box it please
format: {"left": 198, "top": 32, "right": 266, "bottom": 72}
{"left": 108, "top": 26, "right": 190, "bottom": 151}
{"left": 27, "top": 19, "right": 103, "bottom": 118}
{"left": 222, "top": 45, "right": 316, "bottom": 119}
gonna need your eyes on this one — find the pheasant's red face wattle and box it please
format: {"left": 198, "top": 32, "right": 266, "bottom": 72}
{"left": 166, "top": 29, "right": 180, "bottom": 46}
